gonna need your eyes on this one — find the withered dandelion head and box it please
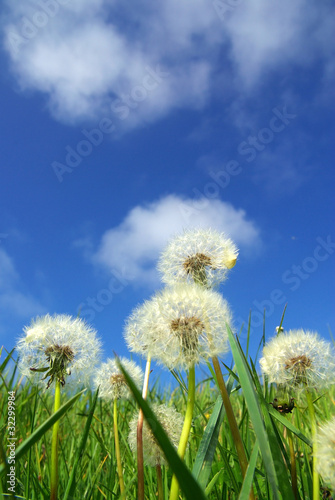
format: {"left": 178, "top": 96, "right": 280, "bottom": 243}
{"left": 128, "top": 404, "right": 184, "bottom": 467}
{"left": 124, "top": 284, "right": 232, "bottom": 370}
{"left": 94, "top": 357, "right": 143, "bottom": 400}
{"left": 157, "top": 228, "right": 238, "bottom": 288}
{"left": 259, "top": 329, "right": 335, "bottom": 390}
{"left": 315, "top": 417, "right": 335, "bottom": 489}
{"left": 16, "top": 314, "right": 102, "bottom": 389}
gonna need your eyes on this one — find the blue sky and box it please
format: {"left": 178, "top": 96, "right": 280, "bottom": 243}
{"left": 0, "top": 0, "right": 334, "bottom": 380}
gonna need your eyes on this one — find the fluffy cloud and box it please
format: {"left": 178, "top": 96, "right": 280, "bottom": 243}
{"left": 2, "top": 0, "right": 332, "bottom": 127}
{"left": 92, "top": 195, "right": 261, "bottom": 287}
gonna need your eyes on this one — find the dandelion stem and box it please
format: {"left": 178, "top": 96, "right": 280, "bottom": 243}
{"left": 306, "top": 389, "right": 319, "bottom": 500}
{"left": 212, "top": 356, "right": 255, "bottom": 500}
{"left": 50, "top": 379, "right": 61, "bottom": 500}
{"left": 114, "top": 398, "right": 126, "bottom": 498}
{"left": 156, "top": 464, "right": 163, "bottom": 500}
{"left": 137, "top": 356, "right": 151, "bottom": 500}
{"left": 287, "top": 427, "right": 298, "bottom": 499}
{"left": 169, "top": 364, "right": 196, "bottom": 500}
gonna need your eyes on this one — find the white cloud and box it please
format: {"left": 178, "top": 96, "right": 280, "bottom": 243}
{"left": 0, "top": 248, "right": 46, "bottom": 319}
{"left": 92, "top": 194, "right": 261, "bottom": 287}
{"left": 2, "top": 0, "right": 332, "bottom": 127}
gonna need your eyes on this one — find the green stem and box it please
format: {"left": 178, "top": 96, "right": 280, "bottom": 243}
{"left": 137, "top": 356, "right": 151, "bottom": 500}
{"left": 156, "top": 464, "right": 163, "bottom": 500}
{"left": 114, "top": 398, "right": 126, "bottom": 498}
{"left": 212, "top": 356, "right": 255, "bottom": 500}
{"left": 50, "top": 380, "right": 61, "bottom": 500}
{"left": 286, "top": 427, "right": 298, "bottom": 499}
{"left": 306, "top": 389, "right": 319, "bottom": 500}
{"left": 169, "top": 364, "right": 196, "bottom": 500}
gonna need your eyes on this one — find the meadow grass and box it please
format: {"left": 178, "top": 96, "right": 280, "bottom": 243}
{"left": 0, "top": 323, "right": 334, "bottom": 500}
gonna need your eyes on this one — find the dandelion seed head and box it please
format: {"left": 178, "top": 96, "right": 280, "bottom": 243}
{"left": 315, "top": 417, "right": 335, "bottom": 489}
{"left": 157, "top": 227, "right": 238, "bottom": 287}
{"left": 16, "top": 314, "right": 102, "bottom": 389}
{"left": 259, "top": 329, "right": 335, "bottom": 390}
{"left": 124, "top": 284, "right": 232, "bottom": 370}
{"left": 94, "top": 357, "right": 143, "bottom": 400}
{"left": 128, "top": 404, "right": 184, "bottom": 467}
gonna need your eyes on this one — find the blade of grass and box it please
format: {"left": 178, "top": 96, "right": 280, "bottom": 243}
{"left": 192, "top": 395, "right": 225, "bottom": 488}
{"left": 118, "top": 360, "right": 207, "bottom": 500}
{"left": 238, "top": 441, "right": 259, "bottom": 500}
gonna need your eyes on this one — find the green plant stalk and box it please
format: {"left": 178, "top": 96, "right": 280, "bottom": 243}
{"left": 286, "top": 427, "right": 298, "bottom": 500}
{"left": 156, "top": 464, "right": 163, "bottom": 500}
{"left": 169, "top": 364, "right": 196, "bottom": 500}
{"left": 306, "top": 390, "right": 319, "bottom": 500}
{"left": 212, "top": 358, "right": 247, "bottom": 467}
{"left": 137, "top": 356, "right": 151, "bottom": 500}
{"left": 50, "top": 379, "right": 61, "bottom": 500}
{"left": 114, "top": 398, "right": 126, "bottom": 498}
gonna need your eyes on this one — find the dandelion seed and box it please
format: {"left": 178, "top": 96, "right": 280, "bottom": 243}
{"left": 259, "top": 329, "right": 335, "bottom": 390}
{"left": 128, "top": 404, "right": 184, "bottom": 467}
{"left": 316, "top": 417, "right": 335, "bottom": 489}
{"left": 124, "top": 284, "right": 232, "bottom": 370}
{"left": 157, "top": 228, "right": 238, "bottom": 287}
{"left": 94, "top": 357, "right": 143, "bottom": 400}
{"left": 16, "top": 314, "right": 102, "bottom": 389}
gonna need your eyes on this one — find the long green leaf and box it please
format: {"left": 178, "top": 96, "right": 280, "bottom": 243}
{"left": 238, "top": 441, "right": 259, "bottom": 500}
{"left": 192, "top": 395, "right": 225, "bottom": 488}
{"left": 118, "top": 360, "right": 207, "bottom": 500}
{"left": 227, "top": 325, "right": 294, "bottom": 500}
{"left": 0, "top": 389, "right": 85, "bottom": 476}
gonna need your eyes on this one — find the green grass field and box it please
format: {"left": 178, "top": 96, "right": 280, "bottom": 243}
{"left": 1, "top": 321, "right": 334, "bottom": 500}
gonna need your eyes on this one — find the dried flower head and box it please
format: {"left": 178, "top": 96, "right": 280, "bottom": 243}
{"left": 157, "top": 228, "right": 238, "bottom": 287}
{"left": 94, "top": 357, "right": 143, "bottom": 400}
{"left": 124, "top": 284, "right": 232, "bottom": 370}
{"left": 315, "top": 417, "right": 335, "bottom": 489}
{"left": 128, "top": 404, "right": 184, "bottom": 467}
{"left": 259, "top": 329, "right": 335, "bottom": 390}
{"left": 16, "top": 314, "right": 102, "bottom": 389}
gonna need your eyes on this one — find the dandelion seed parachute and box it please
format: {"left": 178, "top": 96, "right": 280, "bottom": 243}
{"left": 259, "top": 329, "right": 335, "bottom": 390}
{"left": 157, "top": 227, "right": 238, "bottom": 287}
{"left": 128, "top": 404, "right": 184, "bottom": 467}
{"left": 16, "top": 314, "right": 102, "bottom": 389}
{"left": 124, "top": 283, "right": 232, "bottom": 370}
{"left": 315, "top": 417, "right": 335, "bottom": 489}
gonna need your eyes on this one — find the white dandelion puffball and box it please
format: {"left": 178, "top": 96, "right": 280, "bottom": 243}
{"left": 157, "top": 227, "right": 238, "bottom": 287}
{"left": 316, "top": 417, "right": 335, "bottom": 489}
{"left": 259, "top": 329, "right": 335, "bottom": 390}
{"left": 16, "top": 314, "right": 102, "bottom": 389}
{"left": 94, "top": 357, "right": 143, "bottom": 400}
{"left": 128, "top": 404, "right": 184, "bottom": 467}
{"left": 124, "top": 284, "right": 232, "bottom": 370}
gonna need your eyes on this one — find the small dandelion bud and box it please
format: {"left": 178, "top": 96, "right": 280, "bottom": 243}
{"left": 16, "top": 314, "right": 102, "bottom": 389}
{"left": 157, "top": 228, "right": 238, "bottom": 287}
{"left": 128, "top": 404, "right": 184, "bottom": 467}
{"left": 94, "top": 358, "right": 143, "bottom": 400}
{"left": 315, "top": 417, "right": 335, "bottom": 489}
{"left": 259, "top": 329, "right": 335, "bottom": 390}
{"left": 124, "top": 284, "right": 232, "bottom": 370}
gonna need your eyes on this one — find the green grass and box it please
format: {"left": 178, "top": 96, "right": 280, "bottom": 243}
{"left": 0, "top": 328, "right": 334, "bottom": 500}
